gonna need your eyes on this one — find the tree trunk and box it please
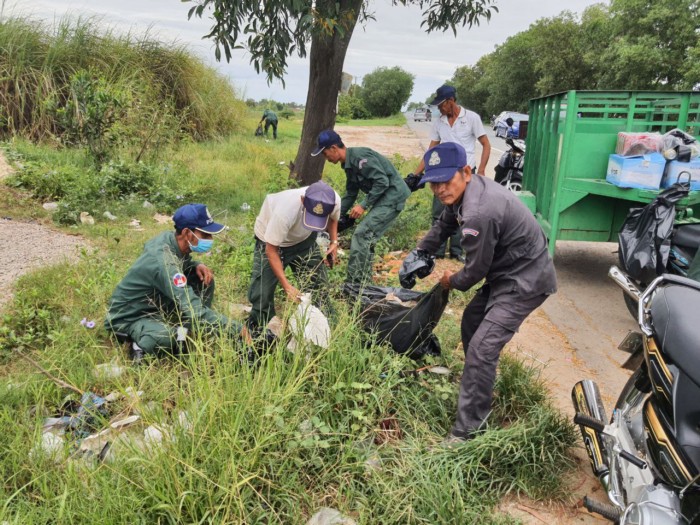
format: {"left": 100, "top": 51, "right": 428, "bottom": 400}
{"left": 291, "top": 0, "right": 362, "bottom": 185}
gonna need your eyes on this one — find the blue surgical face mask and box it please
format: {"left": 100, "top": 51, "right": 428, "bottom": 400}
{"left": 189, "top": 231, "right": 213, "bottom": 253}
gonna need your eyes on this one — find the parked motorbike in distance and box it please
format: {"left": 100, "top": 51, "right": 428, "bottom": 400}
{"left": 572, "top": 268, "right": 700, "bottom": 524}
{"left": 494, "top": 137, "right": 525, "bottom": 193}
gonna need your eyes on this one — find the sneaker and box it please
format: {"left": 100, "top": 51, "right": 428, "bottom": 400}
{"left": 130, "top": 342, "right": 145, "bottom": 365}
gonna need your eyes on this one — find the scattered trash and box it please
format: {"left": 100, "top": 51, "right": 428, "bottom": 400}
{"left": 228, "top": 303, "right": 252, "bottom": 317}
{"left": 267, "top": 316, "right": 283, "bottom": 338}
{"left": 428, "top": 366, "right": 451, "bottom": 376}
{"left": 142, "top": 200, "right": 154, "bottom": 209}
{"left": 399, "top": 249, "right": 435, "bottom": 289}
{"left": 240, "top": 202, "right": 251, "bottom": 212}
{"left": 31, "top": 431, "right": 64, "bottom": 461}
{"left": 104, "top": 391, "right": 122, "bottom": 403}
{"left": 288, "top": 294, "right": 331, "bottom": 350}
{"left": 316, "top": 231, "right": 330, "bottom": 250}
{"left": 364, "top": 455, "right": 383, "bottom": 472}
{"left": 128, "top": 219, "right": 142, "bottom": 230}
{"left": 124, "top": 386, "right": 144, "bottom": 403}
{"left": 306, "top": 507, "right": 356, "bottom": 525}
{"left": 79, "top": 212, "right": 95, "bottom": 225}
{"left": 278, "top": 161, "right": 286, "bottom": 165}
{"left": 42, "top": 202, "right": 58, "bottom": 211}
{"left": 94, "top": 363, "right": 125, "bottom": 379}
{"left": 374, "top": 416, "right": 402, "bottom": 445}
{"left": 103, "top": 211, "right": 117, "bottom": 221}
{"left": 80, "top": 318, "right": 96, "bottom": 329}
{"left": 176, "top": 411, "right": 192, "bottom": 431}
{"left": 152, "top": 213, "right": 171, "bottom": 224}
{"left": 110, "top": 415, "right": 140, "bottom": 429}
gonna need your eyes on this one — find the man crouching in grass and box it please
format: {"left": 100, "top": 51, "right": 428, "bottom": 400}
{"left": 104, "top": 203, "right": 250, "bottom": 363}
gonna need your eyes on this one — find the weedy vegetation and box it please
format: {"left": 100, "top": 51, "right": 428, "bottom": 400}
{"left": 0, "top": 17, "right": 576, "bottom": 525}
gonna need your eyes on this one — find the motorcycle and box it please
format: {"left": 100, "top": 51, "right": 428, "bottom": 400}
{"left": 572, "top": 268, "right": 700, "bottom": 524}
{"left": 617, "top": 181, "right": 700, "bottom": 318}
{"left": 494, "top": 137, "right": 525, "bottom": 192}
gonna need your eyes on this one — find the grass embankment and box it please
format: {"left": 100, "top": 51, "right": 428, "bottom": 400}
{"left": 0, "top": 24, "right": 576, "bottom": 521}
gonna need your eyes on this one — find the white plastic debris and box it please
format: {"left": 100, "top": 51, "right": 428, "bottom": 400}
{"left": 79, "top": 212, "right": 95, "bottom": 225}
{"left": 240, "top": 202, "right": 251, "bottom": 212}
{"left": 94, "top": 363, "right": 126, "bottom": 379}
{"left": 104, "top": 391, "right": 122, "bottom": 403}
{"left": 267, "top": 316, "right": 283, "bottom": 337}
{"left": 31, "top": 432, "right": 64, "bottom": 461}
{"left": 128, "top": 219, "right": 141, "bottom": 228}
{"left": 428, "top": 366, "right": 451, "bottom": 376}
{"left": 103, "top": 211, "right": 117, "bottom": 221}
{"left": 42, "top": 202, "right": 58, "bottom": 211}
{"left": 176, "top": 411, "right": 192, "bottom": 431}
{"left": 306, "top": 508, "right": 356, "bottom": 525}
{"left": 152, "top": 213, "right": 171, "bottom": 224}
{"left": 110, "top": 415, "right": 140, "bottom": 429}
{"left": 142, "top": 200, "right": 154, "bottom": 209}
{"left": 288, "top": 294, "right": 331, "bottom": 350}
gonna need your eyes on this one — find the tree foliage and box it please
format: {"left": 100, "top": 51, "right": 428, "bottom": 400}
{"left": 360, "top": 66, "right": 414, "bottom": 117}
{"left": 447, "top": 0, "right": 700, "bottom": 118}
{"left": 185, "top": 0, "right": 498, "bottom": 184}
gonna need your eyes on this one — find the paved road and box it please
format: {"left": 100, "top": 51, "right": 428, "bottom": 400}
{"left": 404, "top": 112, "right": 636, "bottom": 400}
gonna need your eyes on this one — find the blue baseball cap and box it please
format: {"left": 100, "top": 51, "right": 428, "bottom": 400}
{"left": 311, "top": 129, "right": 342, "bottom": 156}
{"left": 302, "top": 181, "right": 337, "bottom": 231}
{"left": 430, "top": 84, "right": 456, "bottom": 106}
{"left": 172, "top": 204, "right": 226, "bottom": 234}
{"left": 422, "top": 142, "right": 468, "bottom": 184}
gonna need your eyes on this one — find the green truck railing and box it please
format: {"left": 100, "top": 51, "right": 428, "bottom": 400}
{"left": 522, "top": 90, "right": 700, "bottom": 255}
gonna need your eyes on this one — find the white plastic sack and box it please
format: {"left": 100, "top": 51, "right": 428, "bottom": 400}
{"left": 288, "top": 293, "right": 331, "bottom": 351}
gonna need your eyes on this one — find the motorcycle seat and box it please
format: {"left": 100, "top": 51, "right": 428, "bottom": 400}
{"left": 651, "top": 282, "right": 700, "bottom": 386}
{"left": 673, "top": 223, "right": 700, "bottom": 250}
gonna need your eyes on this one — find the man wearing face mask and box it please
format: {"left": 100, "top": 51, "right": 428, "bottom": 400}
{"left": 104, "top": 203, "right": 248, "bottom": 362}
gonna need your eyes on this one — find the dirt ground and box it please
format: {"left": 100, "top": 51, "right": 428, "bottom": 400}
{"left": 0, "top": 153, "right": 89, "bottom": 309}
{"left": 1, "top": 127, "right": 614, "bottom": 523}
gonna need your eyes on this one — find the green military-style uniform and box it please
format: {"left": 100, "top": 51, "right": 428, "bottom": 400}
{"left": 104, "top": 231, "right": 241, "bottom": 354}
{"left": 262, "top": 109, "right": 278, "bottom": 139}
{"left": 342, "top": 147, "right": 411, "bottom": 283}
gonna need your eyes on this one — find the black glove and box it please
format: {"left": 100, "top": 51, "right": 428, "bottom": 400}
{"left": 404, "top": 172, "right": 425, "bottom": 192}
{"left": 399, "top": 248, "right": 435, "bottom": 289}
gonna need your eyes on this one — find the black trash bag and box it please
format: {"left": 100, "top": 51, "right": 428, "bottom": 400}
{"left": 337, "top": 214, "right": 356, "bottom": 233}
{"left": 618, "top": 182, "right": 690, "bottom": 283}
{"left": 255, "top": 124, "right": 264, "bottom": 137}
{"left": 343, "top": 283, "right": 449, "bottom": 359}
{"left": 399, "top": 249, "right": 436, "bottom": 289}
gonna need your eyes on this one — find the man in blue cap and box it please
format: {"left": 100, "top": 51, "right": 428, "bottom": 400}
{"left": 403, "top": 142, "right": 556, "bottom": 445}
{"left": 246, "top": 181, "right": 340, "bottom": 333}
{"left": 406, "top": 84, "right": 491, "bottom": 261}
{"left": 312, "top": 129, "right": 410, "bottom": 284}
{"left": 105, "top": 203, "right": 248, "bottom": 362}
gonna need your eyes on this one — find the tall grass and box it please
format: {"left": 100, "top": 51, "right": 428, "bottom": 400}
{"left": 0, "top": 15, "right": 246, "bottom": 144}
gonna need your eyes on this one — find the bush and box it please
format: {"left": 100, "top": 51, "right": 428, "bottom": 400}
{"left": 361, "top": 66, "right": 415, "bottom": 117}
{"left": 337, "top": 93, "right": 370, "bottom": 120}
{"left": 0, "top": 16, "right": 246, "bottom": 151}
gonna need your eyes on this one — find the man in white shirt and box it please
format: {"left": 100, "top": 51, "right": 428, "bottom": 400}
{"left": 408, "top": 84, "right": 491, "bottom": 260}
{"left": 246, "top": 181, "right": 340, "bottom": 332}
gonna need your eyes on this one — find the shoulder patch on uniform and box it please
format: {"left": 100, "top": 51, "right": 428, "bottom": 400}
{"left": 358, "top": 158, "right": 368, "bottom": 169}
{"left": 172, "top": 273, "right": 187, "bottom": 288}
{"left": 462, "top": 228, "right": 479, "bottom": 237}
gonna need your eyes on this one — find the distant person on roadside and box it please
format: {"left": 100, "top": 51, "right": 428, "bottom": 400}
{"left": 246, "top": 181, "right": 340, "bottom": 335}
{"left": 260, "top": 108, "right": 278, "bottom": 139}
{"left": 104, "top": 204, "right": 249, "bottom": 363}
{"left": 402, "top": 142, "right": 555, "bottom": 445}
{"left": 426, "top": 108, "right": 432, "bottom": 122}
{"left": 405, "top": 84, "right": 491, "bottom": 262}
{"left": 312, "top": 129, "right": 411, "bottom": 285}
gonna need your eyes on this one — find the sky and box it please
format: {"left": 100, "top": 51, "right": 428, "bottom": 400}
{"left": 3, "top": 0, "right": 606, "bottom": 104}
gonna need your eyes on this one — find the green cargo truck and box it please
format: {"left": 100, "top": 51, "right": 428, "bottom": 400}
{"left": 521, "top": 90, "right": 700, "bottom": 255}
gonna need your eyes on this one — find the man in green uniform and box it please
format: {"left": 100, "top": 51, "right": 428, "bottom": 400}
{"left": 260, "top": 109, "right": 278, "bottom": 139}
{"left": 246, "top": 181, "right": 340, "bottom": 333}
{"left": 104, "top": 203, "right": 247, "bottom": 362}
{"left": 312, "top": 129, "right": 411, "bottom": 284}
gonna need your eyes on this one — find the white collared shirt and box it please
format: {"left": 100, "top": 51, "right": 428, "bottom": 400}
{"left": 429, "top": 106, "right": 486, "bottom": 167}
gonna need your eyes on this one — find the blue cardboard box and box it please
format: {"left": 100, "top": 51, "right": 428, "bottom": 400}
{"left": 661, "top": 158, "right": 700, "bottom": 190}
{"left": 606, "top": 153, "right": 665, "bottom": 190}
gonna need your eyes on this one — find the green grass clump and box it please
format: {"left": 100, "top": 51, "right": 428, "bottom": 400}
{"left": 0, "top": 15, "right": 246, "bottom": 151}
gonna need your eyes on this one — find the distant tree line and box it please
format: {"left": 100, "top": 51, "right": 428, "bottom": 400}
{"left": 444, "top": 0, "right": 700, "bottom": 117}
